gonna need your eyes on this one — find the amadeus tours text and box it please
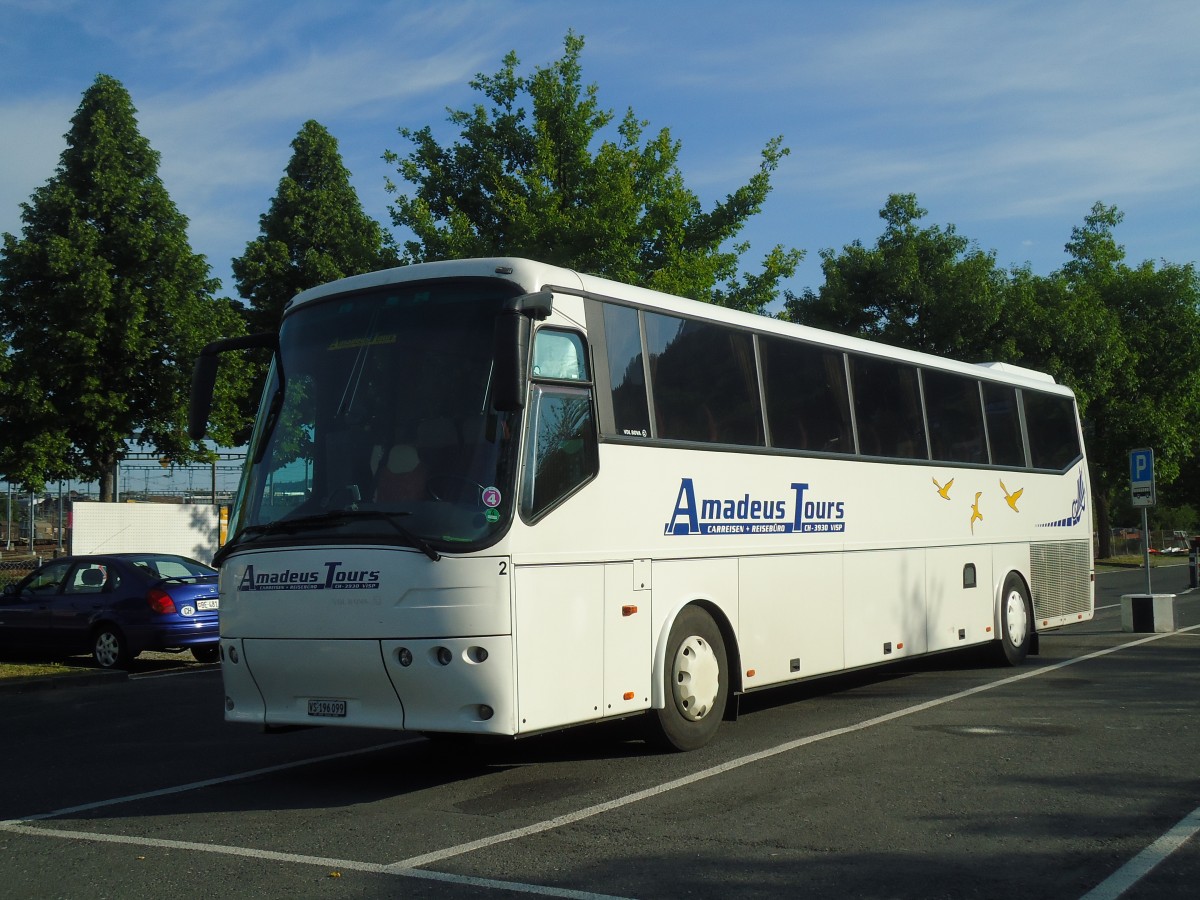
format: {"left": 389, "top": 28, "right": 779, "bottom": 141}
{"left": 664, "top": 478, "right": 847, "bottom": 536}
{"left": 238, "top": 561, "right": 381, "bottom": 591}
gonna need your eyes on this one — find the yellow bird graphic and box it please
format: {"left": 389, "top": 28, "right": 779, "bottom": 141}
{"left": 1000, "top": 479, "right": 1023, "bottom": 512}
{"left": 932, "top": 476, "right": 954, "bottom": 500}
{"left": 970, "top": 492, "right": 984, "bottom": 534}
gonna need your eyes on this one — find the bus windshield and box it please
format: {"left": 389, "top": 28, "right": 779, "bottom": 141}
{"left": 225, "top": 279, "right": 521, "bottom": 555}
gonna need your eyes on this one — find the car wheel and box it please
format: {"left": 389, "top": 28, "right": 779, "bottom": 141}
{"left": 648, "top": 606, "right": 728, "bottom": 752}
{"left": 994, "top": 573, "right": 1033, "bottom": 666}
{"left": 192, "top": 645, "right": 220, "bottom": 664}
{"left": 92, "top": 626, "right": 132, "bottom": 669}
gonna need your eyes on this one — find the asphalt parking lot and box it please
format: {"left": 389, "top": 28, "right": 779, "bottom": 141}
{"left": 1, "top": 565, "right": 1197, "bottom": 899}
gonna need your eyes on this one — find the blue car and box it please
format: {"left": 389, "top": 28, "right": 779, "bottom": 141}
{"left": 0, "top": 553, "right": 220, "bottom": 669}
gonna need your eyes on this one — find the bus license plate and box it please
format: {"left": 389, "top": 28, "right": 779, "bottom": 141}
{"left": 307, "top": 699, "right": 347, "bottom": 718}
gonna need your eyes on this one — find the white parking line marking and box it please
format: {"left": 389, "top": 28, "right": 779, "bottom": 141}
{"left": 1079, "top": 805, "right": 1200, "bottom": 900}
{"left": 390, "top": 625, "right": 1200, "bottom": 870}
{"left": 2, "top": 625, "right": 1196, "bottom": 897}
{"left": 0, "top": 823, "right": 631, "bottom": 900}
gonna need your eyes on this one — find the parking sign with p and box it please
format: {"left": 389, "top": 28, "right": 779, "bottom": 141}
{"left": 1130, "top": 448, "right": 1155, "bottom": 508}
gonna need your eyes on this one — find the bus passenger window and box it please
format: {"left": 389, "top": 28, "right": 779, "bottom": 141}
{"left": 645, "top": 312, "right": 763, "bottom": 446}
{"left": 1024, "top": 391, "right": 1081, "bottom": 470}
{"left": 923, "top": 370, "right": 986, "bottom": 463}
{"left": 602, "top": 304, "right": 651, "bottom": 438}
{"left": 983, "top": 383, "right": 1026, "bottom": 467}
{"left": 522, "top": 385, "right": 599, "bottom": 519}
{"left": 850, "top": 356, "right": 928, "bottom": 459}
{"left": 760, "top": 336, "right": 853, "bottom": 454}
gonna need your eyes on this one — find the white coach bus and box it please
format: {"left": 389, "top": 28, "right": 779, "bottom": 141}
{"left": 190, "top": 257, "right": 1093, "bottom": 751}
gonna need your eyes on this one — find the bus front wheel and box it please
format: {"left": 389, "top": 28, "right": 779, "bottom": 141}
{"left": 649, "top": 606, "right": 728, "bottom": 752}
{"left": 995, "top": 574, "right": 1033, "bottom": 666}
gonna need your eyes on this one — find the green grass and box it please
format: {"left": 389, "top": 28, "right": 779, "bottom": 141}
{"left": 0, "top": 658, "right": 91, "bottom": 680}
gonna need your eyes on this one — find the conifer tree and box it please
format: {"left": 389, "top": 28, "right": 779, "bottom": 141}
{"left": 233, "top": 119, "right": 398, "bottom": 334}
{"left": 0, "top": 74, "right": 249, "bottom": 499}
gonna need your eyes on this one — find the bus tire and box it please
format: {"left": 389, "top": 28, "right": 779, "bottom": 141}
{"left": 994, "top": 573, "right": 1032, "bottom": 666}
{"left": 649, "top": 606, "right": 728, "bottom": 752}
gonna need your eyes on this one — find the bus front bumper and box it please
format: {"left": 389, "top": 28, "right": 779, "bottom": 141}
{"left": 221, "top": 636, "right": 516, "bottom": 735}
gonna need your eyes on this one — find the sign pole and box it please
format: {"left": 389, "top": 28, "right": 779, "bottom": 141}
{"left": 1130, "top": 448, "right": 1156, "bottom": 596}
{"left": 1142, "top": 506, "right": 1152, "bottom": 595}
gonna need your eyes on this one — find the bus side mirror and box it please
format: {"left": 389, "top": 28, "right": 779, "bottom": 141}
{"left": 492, "top": 292, "right": 553, "bottom": 412}
{"left": 492, "top": 310, "right": 531, "bottom": 413}
{"left": 189, "top": 332, "right": 279, "bottom": 441}
{"left": 189, "top": 353, "right": 220, "bottom": 441}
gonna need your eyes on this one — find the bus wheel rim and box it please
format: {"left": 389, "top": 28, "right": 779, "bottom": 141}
{"left": 1005, "top": 590, "right": 1028, "bottom": 646}
{"left": 672, "top": 635, "right": 720, "bottom": 721}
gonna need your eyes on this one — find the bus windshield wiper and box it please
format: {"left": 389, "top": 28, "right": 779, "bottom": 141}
{"left": 228, "top": 508, "right": 441, "bottom": 561}
{"left": 216, "top": 510, "right": 357, "bottom": 564}
{"left": 342, "top": 509, "right": 442, "bottom": 561}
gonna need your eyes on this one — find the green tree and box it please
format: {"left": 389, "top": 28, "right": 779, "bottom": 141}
{"left": 1038, "top": 205, "right": 1200, "bottom": 557}
{"left": 233, "top": 119, "right": 398, "bottom": 335}
{"left": 783, "top": 194, "right": 1009, "bottom": 359}
{"left": 384, "top": 31, "right": 800, "bottom": 314}
{"left": 0, "top": 74, "right": 249, "bottom": 500}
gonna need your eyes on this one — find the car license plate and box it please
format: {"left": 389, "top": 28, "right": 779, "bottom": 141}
{"left": 308, "top": 699, "right": 347, "bottom": 718}
{"left": 196, "top": 599, "right": 219, "bottom": 611}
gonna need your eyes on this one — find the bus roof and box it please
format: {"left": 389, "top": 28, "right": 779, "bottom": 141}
{"left": 285, "top": 257, "right": 1070, "bottom": 397}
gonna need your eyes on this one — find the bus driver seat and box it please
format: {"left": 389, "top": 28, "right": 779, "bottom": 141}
{"left": 373, "top": 443, "right": 426, "bottom": 503}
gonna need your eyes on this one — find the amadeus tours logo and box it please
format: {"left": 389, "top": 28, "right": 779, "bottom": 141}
{"left": 664, "top": 478, "right": 847, "bottom": 536}
{"left": 238, "top": 561, "right": 381, "bottom": 592}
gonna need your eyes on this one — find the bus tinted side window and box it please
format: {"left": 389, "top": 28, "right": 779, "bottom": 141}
{"left": 850, "top": 356, "right": 928, "bottom": 459}
{"left": 645, "top": 313, "right": 764, "bottom": 446}
{"left": 923, "top": 370, "right": 986, "bottom": 463}
{"left": 602, "top": 304, "right": 651, "bottom": 438}
{"left": 982, "top": 382, "right": 1026, "bottom": 467}
{"left": 760, "top": 335, "right": 853, "bottom": 454}
{"left": 522, "top": 385, "right": 598, "bottom": 519}
{"left": 1024, "top": 391, "right": 1081, "bottom": 470}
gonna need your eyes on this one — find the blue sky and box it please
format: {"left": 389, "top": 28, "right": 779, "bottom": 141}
{"left": 1, "top": 0, "right": 1197, "bottom": 306}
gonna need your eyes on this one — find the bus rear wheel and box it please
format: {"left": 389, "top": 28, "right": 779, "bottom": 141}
{"left": 995, "top": 574, "right": 1032, "bottom": 666}
{"left": 649, "top": 606, "right": 728, "bottom": 752}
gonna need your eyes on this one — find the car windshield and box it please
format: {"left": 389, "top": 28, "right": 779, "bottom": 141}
{"left": 226, "top": 279, "right": 521, "bottom": 556}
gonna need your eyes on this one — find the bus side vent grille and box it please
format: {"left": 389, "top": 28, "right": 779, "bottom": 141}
{"left": 1029, "top": 540, "right": 1092, "bottom": 619}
